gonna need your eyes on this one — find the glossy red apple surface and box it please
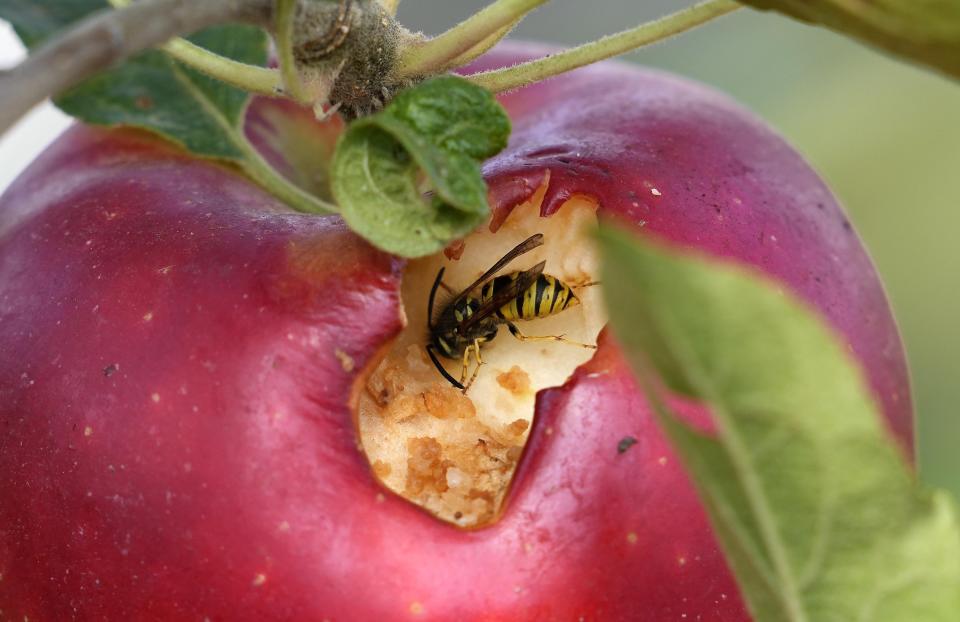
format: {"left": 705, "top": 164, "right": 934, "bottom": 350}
{"left": 0, "top": 43, "right": 910, "bottom": 620}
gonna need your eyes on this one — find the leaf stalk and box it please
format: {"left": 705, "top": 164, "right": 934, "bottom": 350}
{"left": 396, "top": 0, "right": 550, "bottom": 77}
{"left": 467, "top": 0, "right": 741, "bottom": 93}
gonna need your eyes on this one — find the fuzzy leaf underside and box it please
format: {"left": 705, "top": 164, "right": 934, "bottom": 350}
{"left": 331, "top": 76, "right": 510, "bottom": 257}
{"left": 742, "top": 0, "right": 960, "bottom": 81}
{"left": 599, "top": 226, "right": 960, "bottom": 622}
{"left": 0, "top": 1, "right": 267, "bottom": 160}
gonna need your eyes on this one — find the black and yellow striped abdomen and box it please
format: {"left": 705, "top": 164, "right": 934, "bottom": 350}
{"left": 481, "top": 272, "right": 579, "bottom": 322}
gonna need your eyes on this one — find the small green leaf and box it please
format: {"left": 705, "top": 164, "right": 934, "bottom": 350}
{"left": 598, "top": 226, "right": 960, "bottom": 622}
{"left": 331, "top": 76, "right": 510, "bottom": 257}
{"left": 385, "top": 76, "right": 511, "bottom": 160}
{"left": 0, "top": 1, "right": 268, "bottom": 160}
{"left": 741, "top": 0, "right": 960, "bottom": 81}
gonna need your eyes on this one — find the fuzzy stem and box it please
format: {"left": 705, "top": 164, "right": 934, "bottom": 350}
{"left": 442, "top": 20, "right": 519, "bottom": 70}
{"left": 109, "top": 0, "right": 283, "bottom": 98}
{"left": 164, "top": 38, "right": 282, "bottom": 95}
{"left": 0, "top": 0, "right": 274, "bottom": 136}
{"left": 275, "top": 0, "right": 308, "bottom": 103}
{"left": 396, "top": 0, "right": 549, "bottom": 77}
{"left": 467, "top": 0, "right": 742, "bottom": 93}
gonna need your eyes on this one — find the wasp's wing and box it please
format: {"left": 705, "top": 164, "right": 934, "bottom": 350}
{"left": 457, "top": 260, "right": 546, "bottom": 334}
{"left": 449, "top": 234, "right": 544, "bottom": 308}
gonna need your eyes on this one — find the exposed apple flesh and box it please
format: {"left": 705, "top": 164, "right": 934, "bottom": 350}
{"left": 0, "top": 41, "right": 911, "bottom": 620}
{"left": 358, "top": 188, "right": 605, "bottom": 527}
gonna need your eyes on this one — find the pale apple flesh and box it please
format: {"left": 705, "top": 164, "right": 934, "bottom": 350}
{"left": 0, "top": 42, "right": 911, "bottom": 621}
{"left": 358, "top": 188, "right": 606, "bottom": 527}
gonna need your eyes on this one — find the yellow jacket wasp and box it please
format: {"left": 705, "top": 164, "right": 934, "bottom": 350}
{"left": 426, "top": 233, "right": 596, "bottom": 391}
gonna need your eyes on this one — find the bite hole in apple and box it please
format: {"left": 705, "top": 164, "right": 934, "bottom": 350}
{"left": 356, "top": 183, "right": 607, "bottom": 528}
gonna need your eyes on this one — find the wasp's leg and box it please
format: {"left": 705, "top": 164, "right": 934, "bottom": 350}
{"left": 506, "top": 322, "right": 597, "bottom": 349}
{"left": 462, "top": 339, "right": 486, "bottom": 393}
{"left": 459, "top": 345, "right": 473, "bottom": 386}
{"left": 438, "top": 281, "right": 456, "bottom": 294}
{"left": 572, "top": 280, "right": 601, "bottom": 289}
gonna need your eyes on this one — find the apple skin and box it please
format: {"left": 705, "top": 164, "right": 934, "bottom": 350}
{"left": 0, "top": 43, "right": 910, "bottom": 620}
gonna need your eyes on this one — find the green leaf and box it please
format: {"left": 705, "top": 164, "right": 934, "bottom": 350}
{"left": 331, "top": 76, "right": 510, "bottom": 257}
{"left": 0, "top": 1, "right": 268, "bottom": 160}
{"left": 0, "top": 1, "right": 335, "bottom": 215}
{"left": 0, "top": 0, "right": 96, "bottom": 48}
{"left": 741, "top": 0, "right": 960, "bottom": 81}
{"left": 598, "top": 226, "right": 960, "bottom": 622}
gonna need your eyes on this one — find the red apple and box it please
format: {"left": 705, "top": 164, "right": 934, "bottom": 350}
{"left": 0, "top": 42, "right": 910, "bottom": 620}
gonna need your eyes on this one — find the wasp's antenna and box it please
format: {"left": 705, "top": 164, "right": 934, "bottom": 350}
{"left": 427, "top": 267, "right": 445, "bottom": 330}
{"left": 426, "top": 345, "right": 464, "bottom": 390}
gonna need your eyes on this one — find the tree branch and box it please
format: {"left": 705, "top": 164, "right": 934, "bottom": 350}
{"left": 0, "top": 0, "right": 274, "bottom": 136}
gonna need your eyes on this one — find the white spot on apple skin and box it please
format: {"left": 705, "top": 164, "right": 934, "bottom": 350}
{"left": 150, "top": 393, "right": 160, "bottom": 403}
{"left": 409, "top": 602, "right": 424, "bottom": 615}
{"left": 252, "top": 573, "right": 267, "bottom": 587}
{"left": 658, "top": 456, "right": 668, "bottom": 466}
{"left": 278, "top": 520, "right": 291, "bottom": 532}
{"left": 650, "top": 188, "right": 662, "bottom": 197}
{"left": 334, "top": 349, "right": 355, "bottom": 372}
{"left": 626, "top": 532, "right": 638, "bottom": 544}
{"left": 183, "top": 463, "right": 192, "bottom": 473}
{"left": 142, "top": 311, "right": 153, "bottom": 322}
{"left": 84, "top": 426, "right": 93, "bottom": 437}
{"left": 677, "top": 556, "right": 687, "bottom": 566}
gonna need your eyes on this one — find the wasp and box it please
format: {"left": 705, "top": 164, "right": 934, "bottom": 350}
{"left": 426, "top": 233, "right": 597, "bottom": 391}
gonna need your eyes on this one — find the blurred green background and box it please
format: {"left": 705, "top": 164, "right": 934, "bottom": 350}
{"left": 400, "top": 1, "right": 960, "bottom": 498}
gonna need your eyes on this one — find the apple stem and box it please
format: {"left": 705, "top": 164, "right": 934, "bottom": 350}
{"left": 395, "top": 0, "right": 549, "bottom": 78}
{"left": 275, "top": 0, "right": 309, "bottom": 104}
{"left": 107, "top": 0, "right": 286, "bottom": 99}
{"left": 466, "top": 0, "right": 742, "bottom": 93}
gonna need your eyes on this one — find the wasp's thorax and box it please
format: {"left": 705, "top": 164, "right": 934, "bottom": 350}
{"left": 431, "top": 295, "right": 500, "bottom": 359}
{"left": 432, "top": 271, "right": 582, "bottom": 358}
